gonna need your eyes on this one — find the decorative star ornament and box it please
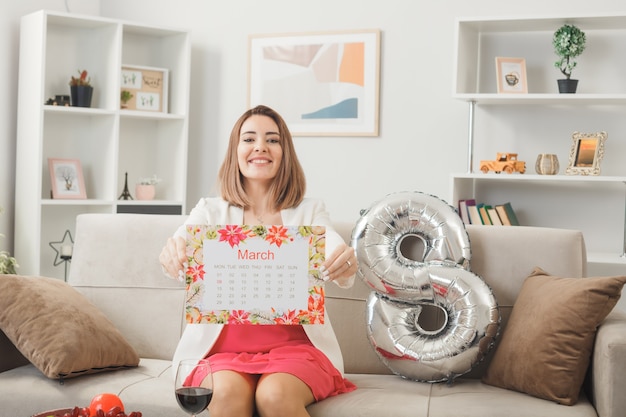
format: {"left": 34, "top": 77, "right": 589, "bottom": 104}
{"left": 49, "top": 229, "right": 74, "bottom": 266}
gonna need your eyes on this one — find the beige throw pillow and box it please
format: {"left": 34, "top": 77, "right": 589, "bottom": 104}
{"left": 0, "top": 274, "right": 139, "bottom": 379}
{"left": 482, "top": 267, "right": 626, "bottom": 405}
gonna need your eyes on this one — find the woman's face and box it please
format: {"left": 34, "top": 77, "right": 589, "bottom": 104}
{"left": 237, "top": 115, "right": 283, "bottom": 185}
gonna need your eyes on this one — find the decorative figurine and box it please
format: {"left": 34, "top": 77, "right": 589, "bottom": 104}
{"left": 479, "top": 153, "right": 526, "bottom": 174}
{"left": 118, "top": 172, "right": 133, "bottom": 200}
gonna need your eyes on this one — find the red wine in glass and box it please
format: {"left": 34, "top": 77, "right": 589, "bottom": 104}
{"left": 175, "top": 358, "right": 213, "bottom": 417}
{"left": 175, "top": 387, "right": 213, "bottom": 414}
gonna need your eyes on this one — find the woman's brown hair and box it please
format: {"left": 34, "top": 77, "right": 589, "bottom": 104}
{"left": 218, "top": 105, "right": 306, "bottom": 210}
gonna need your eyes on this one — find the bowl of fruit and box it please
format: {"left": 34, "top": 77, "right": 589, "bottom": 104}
{"left": 32, "top": 393, "right": 142, "bottom": 417}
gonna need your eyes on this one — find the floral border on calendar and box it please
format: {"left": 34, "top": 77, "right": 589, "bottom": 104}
{"left": 184, "top": 224, "right": 326, "bottom": 325}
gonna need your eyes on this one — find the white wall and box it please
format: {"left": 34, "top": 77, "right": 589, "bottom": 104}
{"left": 3, "top": 0, "right": 626, "bottom": 257}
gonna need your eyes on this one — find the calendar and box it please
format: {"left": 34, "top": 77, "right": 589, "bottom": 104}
{"left": 184, "top": 225, "right": 326, "bottom": 325}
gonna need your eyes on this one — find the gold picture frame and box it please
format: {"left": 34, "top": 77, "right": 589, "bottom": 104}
{"left": 120, "top": 65, "right": 169, "bottom": 113}
{"left": 565, "top": 131, "right": 607, "bottom": 176}
{"left": 495, "top": 57, "right": 528, "bottom": 94}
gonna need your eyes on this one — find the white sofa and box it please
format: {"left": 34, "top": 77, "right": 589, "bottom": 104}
{"left": 1, "top": 213, "right": 625, "bottom": 417}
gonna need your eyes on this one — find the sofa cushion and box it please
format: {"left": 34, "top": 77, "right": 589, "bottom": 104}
{"left": 482, "top": 267, "right": 626, "bottom": 405}
{"left": 0, "top": 274, "right": 139, "bottom": 379}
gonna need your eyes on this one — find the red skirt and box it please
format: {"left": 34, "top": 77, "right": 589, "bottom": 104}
{"left": 189, "top": 324, "right": 356, "bottom": 401}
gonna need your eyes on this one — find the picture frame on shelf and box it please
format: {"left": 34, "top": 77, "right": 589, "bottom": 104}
{"left": 120, "top": 65, "right": 169, "bottom": 113}
{"left": 565, "top": 131, "right": 607, "bottom": 176}
{"left": 495, "top": 57, "right": 528, "bottom": 94}
{"left": 248, "top": 29, "right": 380, "bottom": 136}
{"left": 48, "top": 158, "right": 87, "bottom": 199}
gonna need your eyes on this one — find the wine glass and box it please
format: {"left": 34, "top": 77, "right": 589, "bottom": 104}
{"left": 175, "top": 358, "right": 213, "bottom": 416}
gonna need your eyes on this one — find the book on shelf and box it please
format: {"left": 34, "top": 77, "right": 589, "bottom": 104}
{"left": 467, "top": 202, "right": 483, "bottom": 225}
{"left": 495, "top": 202, "right": 520, "bottom": 226}
{"left": 459, "top": 199, "right": 519, "bottom": 226}
{"left": 478, "top": 204, "right": 492, "bottom": 225}
{"left": 487, "top": 206, "right": 503, "bottom": 226}
{"left": 458, "top": 199, "right": 475, "bottom": 224}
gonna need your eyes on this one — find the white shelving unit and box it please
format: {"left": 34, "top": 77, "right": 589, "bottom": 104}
{"left": 14, "top": 10, "right": 191, "bottom": 279}
{"left": 450, "top": 14, "right": 626, "bottom": 269}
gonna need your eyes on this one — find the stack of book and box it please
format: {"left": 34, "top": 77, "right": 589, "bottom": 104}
{"left": 457, "top": 199, "right": 520, "bottom": 226}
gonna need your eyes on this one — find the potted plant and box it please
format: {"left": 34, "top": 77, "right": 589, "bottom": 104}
{"left": 69, "top": 69, "right": 93, "bottom": 107}
{"left": 120, "top": 90, "right": 133, "bottom": 109}
{"left": 0, "top": 206, "right": 18, "bottom": 274}
{"left": 136, "top": 174, "right": 161, "bottom": 200}
{"left": 553, "top": 24, "right": 586, "bottom": 93}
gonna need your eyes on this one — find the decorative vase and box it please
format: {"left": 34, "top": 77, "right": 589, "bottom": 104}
{"left": 70, "top": 85, "right": 93, "bottom": 107}
{"left": 535, "top": 154, "right": 560, "bottom": 175}
{"left": 557, "top": 79, "right": 578, "bottom": 94}
{"left": 135, "top": 184, "right": 156, "bottom": 200}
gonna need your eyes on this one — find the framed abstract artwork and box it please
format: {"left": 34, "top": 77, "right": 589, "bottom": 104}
{"left": 248, "top": 29, "right": 381, "bottom": 136}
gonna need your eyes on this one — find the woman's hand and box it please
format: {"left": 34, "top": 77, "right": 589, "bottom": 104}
{"left": 320, "top": 242, "right": 357, "bottom": 283}
{"left": 159, "top": 236, "right": 187, "bottom": 281}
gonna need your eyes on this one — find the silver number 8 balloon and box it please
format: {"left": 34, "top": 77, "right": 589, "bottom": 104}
{"left": 351, "top": 191, "right": 500, "bottom": 383}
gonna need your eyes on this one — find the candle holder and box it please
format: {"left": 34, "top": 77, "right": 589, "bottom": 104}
{"left": 49, "top": 229, "right": 74, "bottom": 281}
{"left": 535, "top": 154, "right": 560, "bottom": 175}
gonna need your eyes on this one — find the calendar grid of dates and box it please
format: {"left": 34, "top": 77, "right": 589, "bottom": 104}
{"left": 209, "top": 262, "right": 307, "bottom": 312}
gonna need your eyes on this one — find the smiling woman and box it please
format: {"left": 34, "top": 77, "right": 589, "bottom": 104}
{"left": 237, "top": 114, "right": 283, "bottom": 196}
{"left": 217, "top": 105, "right": 306, "bottom": 217}
{"left": 158, "top": 104, "right": 358, "bottom": 417}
